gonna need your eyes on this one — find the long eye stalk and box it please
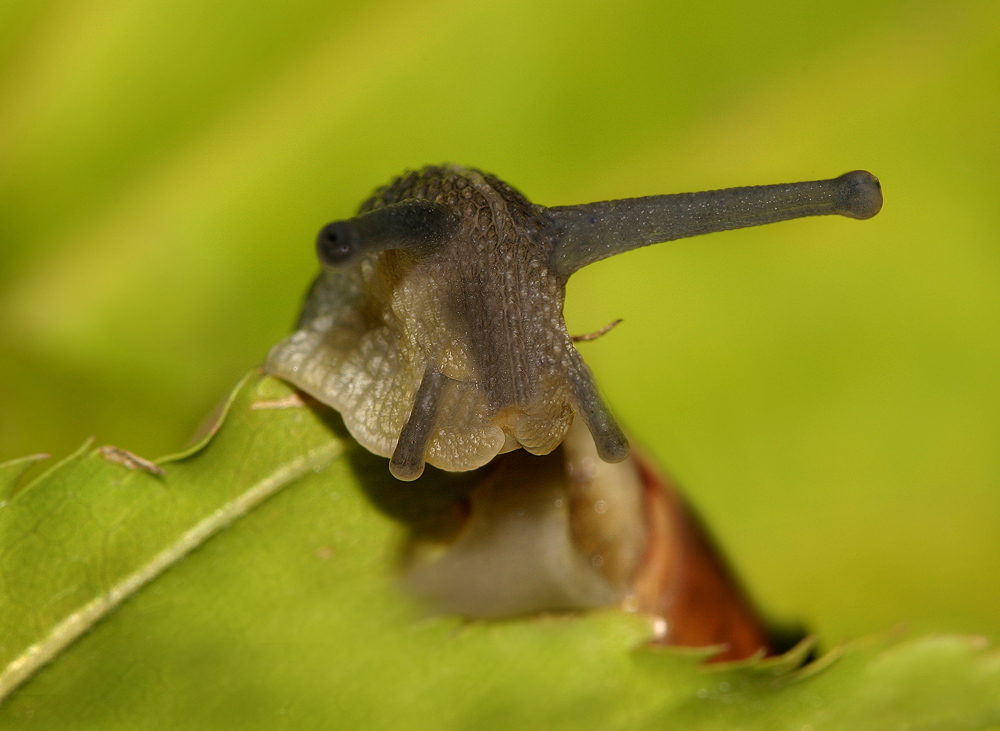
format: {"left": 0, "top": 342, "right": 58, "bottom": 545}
{"left": 549, "top": 170, "right": 882, "bottom": 277}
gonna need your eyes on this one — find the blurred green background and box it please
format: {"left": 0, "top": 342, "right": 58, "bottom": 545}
{"left": 0, "top": 0, "right": 997, "bottom": 648}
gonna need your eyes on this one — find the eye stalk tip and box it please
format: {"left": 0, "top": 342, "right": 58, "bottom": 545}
{"left": 316, "top": 221, "right": 359, "bottom": 266}
{"left": 835, "top": 170, "right": 883, "bottom": 220}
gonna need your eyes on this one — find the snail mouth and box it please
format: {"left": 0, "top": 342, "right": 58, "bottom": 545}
{"left": 489, "top": 409, "right": 542, "bottom": 458}
{"left": 491, "top": 407, "right": 523, "bottom": 432}
{"left": 491, "top": 404, "right": 575, "bottom": 459}
{"left": 496, "top": 429, "right": 522, "bottom": 455}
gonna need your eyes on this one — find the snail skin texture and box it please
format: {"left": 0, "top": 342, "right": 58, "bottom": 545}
{"left": 266, "top": 165, "right": 882, "bottom": 480}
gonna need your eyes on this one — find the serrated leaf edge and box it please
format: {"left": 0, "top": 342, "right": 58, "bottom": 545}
{"left": 0, "top": 454, "right": 51, "bottom": 502}
{"left": 0, "top": 437, "right": 343, "bottom": 705}
{"left": 158, "top": 369, "right": 262, "bottom": 464}
{"left": 7, "top": 437, "right": 95, "bottom": 505}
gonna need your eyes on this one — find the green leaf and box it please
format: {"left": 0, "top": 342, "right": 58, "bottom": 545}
{"left": 0, "top": 453, "right": 48, "bottom": 502}
{"left": 0, "top": 372, "right": 344, "bottom": 702}
{"left": 1, "top": 1, "right": 999, "bottom": 725}
{"left": 2, "top": 0, "right": 1000, "bottom": 651}
{"left": 2, "top": 373, "right": 999, "bottom": 728}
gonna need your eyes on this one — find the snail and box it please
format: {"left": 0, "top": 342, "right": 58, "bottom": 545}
{"left": 267, "top": 164, "right": 881, "bottom": 659}
{"left": 266, "top": 165, "right": 882, "bottom": 481}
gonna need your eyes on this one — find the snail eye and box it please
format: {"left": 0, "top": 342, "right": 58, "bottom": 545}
{"left": 316, "top": 221, "right": 360, "bottom": 266}
{"left": 314, "top": 199, "right": 452, "bottom": 268}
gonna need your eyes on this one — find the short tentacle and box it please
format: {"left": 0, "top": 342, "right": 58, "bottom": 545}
{"left": 565, "top": 351, "right": 630, "bottom": 464}
{"left": 390, "top": 369, "right": 448, "bottom": 481}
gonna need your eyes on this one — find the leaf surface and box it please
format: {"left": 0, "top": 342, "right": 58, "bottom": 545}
{"left": 0, "top": 372, "right": 343, "bottom": 701}
{"left": 0, "top": 454, "right": 48, "bottom": 502}
{"left": 1, "top": 374, "right": 999, "bottom": 728}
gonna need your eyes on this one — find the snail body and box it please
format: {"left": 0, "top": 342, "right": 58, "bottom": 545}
{"left": 398, "top": 419, "right": 647, "bottom": 618}
{"left": 266, "top": 163, "right": 882, "bottom": 659}
{"left": 266, "top": 165, "right": 882, "bottom": 480}
{"left": 394, "top": 419, "right": 775, "bottom": 662}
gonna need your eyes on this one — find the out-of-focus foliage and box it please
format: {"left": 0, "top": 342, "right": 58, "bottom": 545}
{"left": 0, "top": 0, "right": 997, "bottom": 683}
{"left": 3, "top": 374, "right": 1000, "bottom": 729}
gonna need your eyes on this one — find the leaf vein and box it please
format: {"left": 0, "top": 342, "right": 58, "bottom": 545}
{"left": 0, "top": 439, "right": 342, "bottom": 704}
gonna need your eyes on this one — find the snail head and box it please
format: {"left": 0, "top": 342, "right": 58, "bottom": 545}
{"left": 266, "top": 166, "right": 882, "bottom": 480}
